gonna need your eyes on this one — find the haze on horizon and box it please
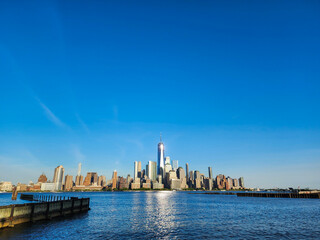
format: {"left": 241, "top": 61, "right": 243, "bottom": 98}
{"left": 0, "top": 0, "right": 319, "bottom": 189}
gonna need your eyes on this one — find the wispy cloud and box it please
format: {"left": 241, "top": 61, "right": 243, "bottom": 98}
{"left": 75, "top": 113, "right": 90, "bottom": 134}
{"left": 35, "top": 97, "right": 66, "bottom": 128}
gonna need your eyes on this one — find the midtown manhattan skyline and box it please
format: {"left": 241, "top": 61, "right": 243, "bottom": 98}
{"left": 0, "top": 1, "right": 320, "bottom": 188}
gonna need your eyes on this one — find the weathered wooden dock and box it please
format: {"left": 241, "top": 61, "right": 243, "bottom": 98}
{"left": 0, "top": 194, "right": 90, "bottom": 229}
{"left": 237, "top": 192, "right": 320, "bottom": 199}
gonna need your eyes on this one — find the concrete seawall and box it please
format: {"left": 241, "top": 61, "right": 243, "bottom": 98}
{"left": 0, "top": 198, "right": 90, "bottom": 229}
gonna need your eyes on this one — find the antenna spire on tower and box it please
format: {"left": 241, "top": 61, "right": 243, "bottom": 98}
{"left": 160, "top": 132, "right": 162, "bottom": 142}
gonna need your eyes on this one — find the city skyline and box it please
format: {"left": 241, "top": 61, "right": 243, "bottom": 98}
{"left": 0, "top": 1, "right": 320, "bottom": 189}
{"left": 0, "top": 137, "right": 246, "bottom": 192}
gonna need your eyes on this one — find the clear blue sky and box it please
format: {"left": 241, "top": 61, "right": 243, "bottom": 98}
{"left": 0, "top": 0, "right": 319, "bottom": 188}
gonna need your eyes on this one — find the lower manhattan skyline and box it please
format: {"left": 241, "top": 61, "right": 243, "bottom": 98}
{"left": 0, "top": 0, "right": 320, "bottom": 190}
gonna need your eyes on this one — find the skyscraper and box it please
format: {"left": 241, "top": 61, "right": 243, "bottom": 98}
{"left": 208, "top": 167, "right": 213, "bottom": 179}
{"left": 77, "top": 163, "right": 82, "bottom": 176}
{"left": 165, "top": 156, "right": 170, "bottom": 165}
{"left": 172, "top": 160, "right": 178, "bottom": 171}
{"left": 186, "top": 163, "right": 189, "bottom": 180}
{"left": 147, "top": 161, "right": 157, "bottom": 181}
{"left": 138, "top": 161, "right": 142, "bottom": 178}
{"left": 112, "top": 170, "right": 117, "bottom": 189}
{"left": 64, "top": 175, "right": 73, "bottom": 191}
{"left": 157, "top": 135, "right": 165, "bottom": 178}
{"left": 239, "top": 177, "right": 244, "bottom": 188}
{"left": 53, "top": 165, "right": 64, "bottom": 191}
{"left": 134, "top": 161, "right": 138, "bottom": 179}
{"left": 83, "top": 172, "right": 98, "bottom": 186}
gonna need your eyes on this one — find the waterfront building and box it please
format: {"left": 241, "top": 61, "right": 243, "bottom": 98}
{"left": 152, "top": 181, "right": 164, "bottom": 189}
{"left": 157, "top": 135, "right": 165, "bottom": 178}
{"left": 147, "top": 161, "right": 157, "bottom": 181}
{"left": 75, "top": 175, "right": 84, "bottom": 186}
{"left": 37, "top": 174, "right": 47, "bottom": 183}
{"left": 53, "top": 165, "right": 65, "bottom": 191}
{"left": 98, "top": 175, "right": 107, "bottom": 186}
{"left": 166, "top": 170, "right": 179, "bottom": 189}
{"left": 118, "top": 177, "right": 129, "bottom": 190}
{"left": 40, "top": 182, "right": 55, "bottom": 191}
{"left": 204, "top": 178, "right": 213, "bottom": 190}
{"left": 208, "top": 167, "right": 213, "bottom": 179}
{"left": 112, "top": 170, "right": 117, "bottom": 189}
{"left": 233, "top": 178, "right": 239, "bottom": 188}
{"left": 239, "top": 177, "right": 244, "bottom": 188}
{"left": 131, "top": 178, "right": 141, "bottom": 189}
{"left": 142, "top": 179, "right": 151, "bottom": 189}
{"left": 177, "top": 167, "right": 188, "bottom": 189}
{"left": 83, "top": 172, "right": 98, "bottom": 186}
{"left": 172, "top": 160, "right": 178, "bottom": 171}
{"left": 0, "top": 182, "right": 13, "bottom": 191}
{"left": 64, "top": 175, "right": 73, "bottom": 191}
{"left": 226, "top": 176, "right": 232, "bottom": 187}
{"left": 152, "top": 174, "right": 164, "bottom": 189}
{"left": 216, "top": 174, "right": 228, "bottom": 190}
{"left": 17, "top": 183, "right": 27, "bottom": 191}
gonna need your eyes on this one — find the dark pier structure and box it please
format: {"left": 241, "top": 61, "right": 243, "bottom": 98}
{"left": 237, "top": 192, "right": 320, "bottom": 199}
{"left": 0, "top": 194, "right": 90, "bottom": 229}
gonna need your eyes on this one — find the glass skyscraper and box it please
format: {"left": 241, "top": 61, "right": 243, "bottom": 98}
{"left": 157, "top": 136, "right": 165, "bottom": 178}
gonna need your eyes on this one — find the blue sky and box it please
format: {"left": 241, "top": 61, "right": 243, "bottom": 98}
{"left": 0, "top": 0, "right": 319, "bottom": 188}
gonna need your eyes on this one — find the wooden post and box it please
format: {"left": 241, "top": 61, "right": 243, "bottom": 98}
{"left": 11, "top": 187, "right": 18, "bottom": 200}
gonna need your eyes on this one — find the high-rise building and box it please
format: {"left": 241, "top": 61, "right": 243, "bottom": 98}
{"left": 147, "top": 161, "right": 157, "bottom": 181}
{"left": 112, "top": 170, "right": 117, "bottom": 189}
{"left": 83, "top": 172, "right": 98, "bottom": 186}
{"left": 77, "top": 163, "right": 82, "bottom": 176}
{"left": 134, "top": 161, "right": 138, "bottom": 179}
{"left": 53, "top": 165, "right": 65, "bottom": 191}
{"left": 172, "top": 160, "right": 178, "bottom": 171}
{"left": 239, "top": 177, "right": 244, "bottom": 188}
{"left": 138, "top": 161, "right": 142, "bottom": 178}
{"left": 233, "top": 178, "right": 239, "bottom": 188}
{"left": 64, "top": 175, "right": 73, "bottom": 191}
{"left": 157, "top": 135, "right": 165, "bottom": 178}
{"left": 208, "top": 167, "right": 213, "bottom": 179}
{"left": 165, "top": 156, "right": 171, "bottom": 165}
{"left": 227, "top": 177, "right": 233, "bottom": 189}
{"left": 189, "top": 170, "right": 194, "bottom": 181}
{"left": 75, "top": 175, "right": 84, "bottom": 186}
{"left": 194, "top": 171, "right": 201, "bottom": 180}
{"left": 186, "top": 163, "right": 189, "bottom": 180}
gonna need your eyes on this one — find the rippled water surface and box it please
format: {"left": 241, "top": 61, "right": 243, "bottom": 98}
{"left": 0, "top": 191, "right": 320, "bottom": 239}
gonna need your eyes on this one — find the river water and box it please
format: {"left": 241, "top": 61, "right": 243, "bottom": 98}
{"left": 0, "top": 191, "right": 319, "bottom": 239}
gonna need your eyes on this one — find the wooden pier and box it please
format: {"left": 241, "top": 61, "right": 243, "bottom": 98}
{"left": 237, "top": 192, "right": 320, "bottom": 199}
{"left": 0, "top": 194, "right": 90, "bottom": 229}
